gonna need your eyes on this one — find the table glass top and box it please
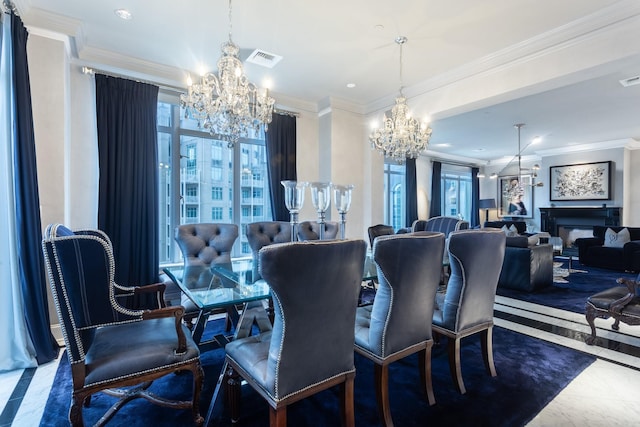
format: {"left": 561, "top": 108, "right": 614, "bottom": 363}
{"left": 164, "top": 254, "right": 377, "bottom": 309}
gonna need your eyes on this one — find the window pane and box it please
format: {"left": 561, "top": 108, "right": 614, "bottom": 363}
{"left": 158, "top": 131, "right": 172, "bottom": 263}
{"left": 238, "top": 142, "right": 271, "bottom": 256}
{"left": 384, "top": 160, "right": 405, "bottom": 231}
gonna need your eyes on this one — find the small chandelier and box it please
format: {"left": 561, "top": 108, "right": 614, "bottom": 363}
{"left": 180, "top": 0, "right": 275, "bottom": 148}
{"left": 490, "top": 123, "right": 543, "bottom": 188}
{"left": 369, "top": 36, "right": 432, "bottom": 163}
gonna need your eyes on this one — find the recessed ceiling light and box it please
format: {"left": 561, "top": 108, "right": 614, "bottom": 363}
{"left": 472, "top": 148, "right": 485, "bottom": 152}
{"left": 346, "top": 83, "right": 356, "bottom": 88}
{"left": 374, "top": 24, "right": 384, "bottom": 30}
{"left": 114, "top": 9, "right": 132, "bottom": 20}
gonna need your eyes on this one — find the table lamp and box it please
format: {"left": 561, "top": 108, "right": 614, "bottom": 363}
{"left": 479, "top": 198, "right": 497, "bottom": 224}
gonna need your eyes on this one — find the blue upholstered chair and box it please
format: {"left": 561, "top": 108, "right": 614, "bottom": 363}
{"left": 224, "top": 239, "right": 367, "bottom": 426}
{"left": 354, "top": 232, "right": 445, "bottom": 426}
{"left": 432, "top": 229, "right": 506, "bottom": 394}
{"left": 367, "top": 224, "right": 395, "bottom": 248}
{"left": 412, "top": 216, "right": 469, "bottom": 236}
{"left": 42, "top": 224, "right": 203, "bottom": 426}
{"left": 297, "top": 220, "right": 339, "bottom": 240}
{"left": 245, "top": 221, "right": 291, "bottom": 282}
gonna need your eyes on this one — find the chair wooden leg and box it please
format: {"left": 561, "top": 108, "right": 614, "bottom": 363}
{"left": 585, "top": 305, "right": 599, "bottom": 345}
{"left": 374, "top": 363, "right": 394, "bottom": 427}
{"left": 69, "top": 394, "right": 85, "bottom": 427}
{"left": 339, "top": 376, "right": 355, "bottom": 427}
{"left": 192, "top": 363, "right": 204, "bottom": 426}
{"left": 447, "top": 336, "right": 466, "bottom": 394}
{"left": 226, "top": 366, "right": 242, "bottom": 423}
{"left": 418, "top": 344, "right": 436, "bottom": 406}
{"left": 269, "top": 405, "right": 287, "bottom": 427}
{"left": 480, "top": 327, "right": 497, "bottom": 378}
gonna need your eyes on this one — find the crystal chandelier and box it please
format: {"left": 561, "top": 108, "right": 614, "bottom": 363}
{"left": 180, "top": 0, "right": 275, "bottom": 148}
{"left": 370, "top": 36, "right": 432, "bottom": 163}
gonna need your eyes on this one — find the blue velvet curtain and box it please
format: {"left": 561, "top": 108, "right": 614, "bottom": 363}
{"left": 265, "top": 113, "right": 297, "bottom": 221}
{"left": 95, "top": 75, "right": 159, "bottom": 287}
{"left": 11, "top": 12, "right": 58, "bottom": 365}
{"left": 405, "top": 158, "right": 418, "bottom": 228}
{"left": 471, "top": 167, "right": 480, "bottom": 227}
{"left": 429, "top": 161, "right": 442, "bottom": 217}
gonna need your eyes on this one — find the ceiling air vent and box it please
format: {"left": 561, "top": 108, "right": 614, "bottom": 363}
{"left": 619, "top": 75, "right": 640, "bottom": 87}
{"left": 246, "top": 49, "right": 282, "bottom": 68}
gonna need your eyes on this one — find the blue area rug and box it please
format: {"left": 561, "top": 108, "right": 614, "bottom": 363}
{"left": 40, "top": 319, "right": 595, "bottom": 427}
{"left": 497, "top": 258, "right": 637, "bottom": 313}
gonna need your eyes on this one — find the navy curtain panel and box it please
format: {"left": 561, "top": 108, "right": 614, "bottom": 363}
{"left": 95, "top": 75, "right": 159, "bottom": 288}
{"left": 471, "top": 167, "right": 480, "bottom": 227}
{"left": 405, "top": 158, "right": 418, "bottom": 228}
{"left": 265, "top": 113, "right": 297, "bottom": 221}
{"left": 11, "top": 12, "right": 58, "bottom": 364}
{"left": 429, "top": 161, "right": 442, "bottom": 217}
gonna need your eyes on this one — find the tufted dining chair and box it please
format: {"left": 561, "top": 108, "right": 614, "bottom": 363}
{"left": 42, "top": 224, "right": 203, "bottom": 426}
{"left": 174, "top": 223, "right": 239, "bottom": 328}
{"left": 224, "top": 239, "right": 367, "bottom": 426}
{"left": 297, "top": 220, "right": 339, "bottom": 240}
{"left": 367, "top": 224, "right": 395, "bottom": 248}
{"left": 245, "top": 221, "right": 291, "bottom": 282}
{"left": 432, "top": 229, "right": 506, "bottom": 394}
{"left": 354, "top": 232, "right": 445, "bottom": 426}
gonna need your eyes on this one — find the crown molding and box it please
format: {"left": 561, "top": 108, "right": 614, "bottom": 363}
{"left": 535, "top": 138, "right": 639, "bottom": 157}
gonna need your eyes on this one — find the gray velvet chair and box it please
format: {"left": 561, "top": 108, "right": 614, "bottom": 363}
{"left": 42, "top": 224, "right": 203, "bottom": 427}
{"left": 367, "top": 224, "right": 394, "bottom": 248}
{"left": 174, "top": 223, "right": 239, "bottom": 328}
{"left": 432, "top": 229, "right": 506, "bottom": 394}
{"left": 245, "top": 221, "right": 291, "bottom": 282}
{"left": 224, "top": 239, "right": 367, "bottom": 427}
{"left": 354, "top": 232, "right": 445, "bottom": 426}
{"left": 297, "top": 220, "right": 339, "bottom": 240}
{"left": 412, "top": 216, "right": 469, "bottom": 235}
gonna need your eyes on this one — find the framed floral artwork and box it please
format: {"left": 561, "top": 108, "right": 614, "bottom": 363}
{"left": 498, "top": 175, "right": 533, "bottom": 218}
{"left": 549, "top": 161, "right": 612, "bottom": 201}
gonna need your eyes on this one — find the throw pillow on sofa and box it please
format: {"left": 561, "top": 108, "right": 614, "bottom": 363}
{"left": 501, "top": 224, "right": 519, "bottom": 237}
{"left": 604, "top": 227, "right": 630, "bottom": 248}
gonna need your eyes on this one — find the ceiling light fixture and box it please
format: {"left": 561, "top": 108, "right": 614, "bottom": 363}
{"left": 369, "top": 36, "right": 432, "bottom": 163}
{"left": 180, "top": 0, "right": 275, "bottom": 148}
{"left": 114, "top": 9, "right": 132, "bottom": 20}
{"left": 490, "top": 124, "right": 543, "bottom": 188}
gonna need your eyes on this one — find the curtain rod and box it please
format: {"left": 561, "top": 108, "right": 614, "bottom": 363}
{"left": 81, "top": 66, "right": 301, "bottom": 118}
{"left": 274, "top": 108, "right": 300, "bottom": 118}
{"left": 430, "top": 158, "right": 480, "bottom": 168}
{"left": 81, "top": 66, "right": 186, "bottom": 94}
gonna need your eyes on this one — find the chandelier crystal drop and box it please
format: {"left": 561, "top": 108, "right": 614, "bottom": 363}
{"left": 180, "top": 0, "right": 275, "bottom": 148}
{"left": 369, "top": 36, "right": 432, "bottom": 163}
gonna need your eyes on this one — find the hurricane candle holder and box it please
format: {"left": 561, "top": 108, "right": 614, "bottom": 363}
{"left": 281, "top": 180, "right": 308, "bottom": 242}
{"left": 310, "top": 182, "right": 332, "bottom": 240}
{"left": 332, "top": 184, "right": 354, "bottom": 239}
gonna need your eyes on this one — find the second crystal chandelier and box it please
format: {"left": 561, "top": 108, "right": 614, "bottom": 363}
{"left": 369, "top": 36, "right": 433, "bottom": 163}
{"left": 180, "top": 0, "right": 275, "bottom": 148}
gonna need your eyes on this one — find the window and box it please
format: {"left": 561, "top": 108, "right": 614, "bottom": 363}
{"left": 384, "top": 160, "right": 405, "bottom": 231}
{"left": 441, "top": 165, "right": 472, "bottom": 220}
{"left": 211, "top": 186, "right": 223, "bottom": 200}
{"left": 157, "top": 101, "right": 272, "bottom": 263}
{"left": 211, "top": 207, "right": 223, "bottom": 220}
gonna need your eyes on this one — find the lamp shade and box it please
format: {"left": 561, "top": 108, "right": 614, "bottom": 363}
{"left": 479, "top": 198, "right": 497, "bottom": 209}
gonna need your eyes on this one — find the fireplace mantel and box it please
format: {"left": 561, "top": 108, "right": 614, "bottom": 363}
{"left": 539, "top": 206, "right": 621, "bottom": 236}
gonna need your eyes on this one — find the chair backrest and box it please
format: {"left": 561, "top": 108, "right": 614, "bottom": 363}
{"left": 484, "top": 220, "right": 527, "bottom": 235}
{"left": 367, "top": 232, "right": 445, "bottom": 356}
{"left": 297, "top": 221, "right": 339, "bottom": 241}
{"left": 259, "top": 239, "right": 367, "bottom": 399}
{"left": 42, "top": 224, "right": 143, "bottom": 364}
{"left": 439, "top": 229, "right": 506, "bottom": 332}
{"left": 175, "top": 223, "right": 238, "bottom": 268}
{"left": 413, "top": 216, "right": 469, "bottom": 237}
{"left": 368, "top": 224, "right": 394, "bottom": 248}
{"left": 245, "top": 221, "right": 291, "bottom": 281}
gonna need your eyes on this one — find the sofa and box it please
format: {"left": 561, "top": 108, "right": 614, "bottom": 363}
{"left": 575, "top": 225, "right": 640, "bottom": 272}
{"left": 485, "top": 221, "right": 554, "bottom": 292}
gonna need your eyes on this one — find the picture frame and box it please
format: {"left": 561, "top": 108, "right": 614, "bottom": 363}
{"left": 549, "top": 161, "right": 612, "bottom": 201}
{"left": 498, "top": 175, "right": 533, "bottom": 218}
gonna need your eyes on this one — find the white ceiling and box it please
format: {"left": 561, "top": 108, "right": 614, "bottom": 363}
{"left": 11, "top": 0, "right": 640, "bottom": 163}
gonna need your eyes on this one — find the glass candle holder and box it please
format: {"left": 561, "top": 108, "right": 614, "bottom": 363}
{"left": 281, "top": 180, "right": 308, "bottom": 241}
{"left": 310, "top": 182, "right": 332, "bottom": 239}
{"left": 332, "top": 184, "right": 354, "bottom": 239}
